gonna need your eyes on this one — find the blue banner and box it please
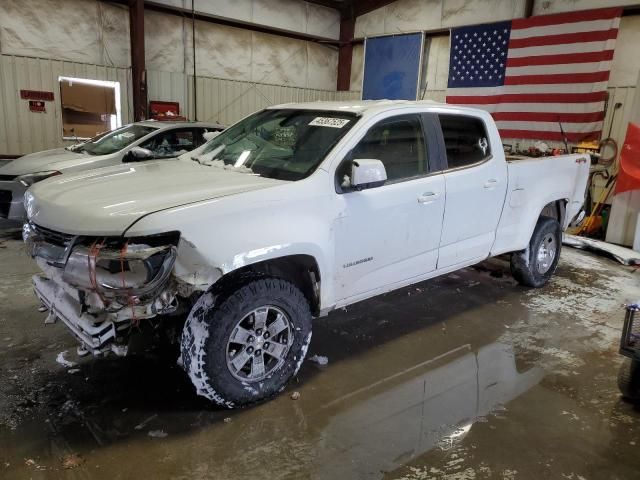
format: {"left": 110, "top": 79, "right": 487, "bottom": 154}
{"left": 362, "top": 33, "right": 423, "bottom": 100}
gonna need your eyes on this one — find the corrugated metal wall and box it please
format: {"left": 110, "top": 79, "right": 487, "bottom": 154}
{"left": 0, "top": 55, "right": 132, "bottom": 155}
{"left": 0, "top": 55, "right": 360, "bottom": 155}
{"left": 147, "top": 69, "right": 360, "bottom": 126}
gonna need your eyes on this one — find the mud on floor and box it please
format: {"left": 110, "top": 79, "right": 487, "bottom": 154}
{"left": 1, "top": 239, "right": 639, "bottom": 479}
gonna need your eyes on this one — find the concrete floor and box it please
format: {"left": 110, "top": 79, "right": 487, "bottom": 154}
{"left": 1, "top": 235, "right": 639, "bottom": 480}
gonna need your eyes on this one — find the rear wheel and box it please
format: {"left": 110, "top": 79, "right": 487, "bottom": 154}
{"left": 511, "top": 216, "right": 561, "bottom": 288}
{"left": 180, "top": 277, "right": 312, "bottom": 408}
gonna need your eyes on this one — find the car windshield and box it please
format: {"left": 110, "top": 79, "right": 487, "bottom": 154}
{"left": 192, "top": 109, "right": 357, "bottom": 181}
{"left": 77, "top": 124, "right": 158, "bottom": 156}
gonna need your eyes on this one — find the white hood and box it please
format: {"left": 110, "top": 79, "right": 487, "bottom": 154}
{"left": 26, "top": 159, "right": 284, "bottom": 235}
{"left": 0, "top": 148, "right": 89, "bottom": 176}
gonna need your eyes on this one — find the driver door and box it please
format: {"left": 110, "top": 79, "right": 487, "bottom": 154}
{"left": 333, "top": 114, "right": 446, "bottom": 303}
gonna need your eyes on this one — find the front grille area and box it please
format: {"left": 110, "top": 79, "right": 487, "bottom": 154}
{"left": 24, "top": 222, "right": 77, "bottom": 266}
{"left": 0, "top": 190, "right": 12, "bottom": 217}
{"left": 31, "top": 223, "right": 75, "bottom": 247}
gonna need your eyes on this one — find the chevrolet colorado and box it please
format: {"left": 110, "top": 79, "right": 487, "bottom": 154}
{"left": 23, "top": 100, "right": 590, "bottom": 407}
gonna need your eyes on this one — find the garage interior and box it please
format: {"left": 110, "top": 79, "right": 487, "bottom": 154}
{"left": 1, "top": 0, "right": 640, "bottom": 478}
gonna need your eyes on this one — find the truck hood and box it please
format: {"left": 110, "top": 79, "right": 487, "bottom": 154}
{"left": 0, "top": 148, "right": 88, "bottom": 176}
{"left": 26, "top": 160, "right": 285, "bottom": 235}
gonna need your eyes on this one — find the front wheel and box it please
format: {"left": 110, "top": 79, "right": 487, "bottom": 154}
{"left": 180, "top": 277, "right": 312, "bottom": 408}
{"left": 510, "top": 216, "right": 561, "bottom": 288}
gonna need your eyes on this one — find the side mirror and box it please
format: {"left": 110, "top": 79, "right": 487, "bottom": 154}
{"left": 350, "top": 159, "right": 387, "bottom": 190}
{"left": 123, "top": 146, "right": 154, "bottom": 163}
{"left": 203, "top": 130, "right": 221, "bottom": 142}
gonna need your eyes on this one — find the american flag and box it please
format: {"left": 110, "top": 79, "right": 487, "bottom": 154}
{"left": 446, "top": 7, "right": 622, "bottom": 143}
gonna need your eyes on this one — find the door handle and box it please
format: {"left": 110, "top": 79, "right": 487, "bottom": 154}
{"left": 418, "top": 192, "right": 439, "bottom": 204}
{"left": 484, "top": 179, "right": 499, "bottom": 189}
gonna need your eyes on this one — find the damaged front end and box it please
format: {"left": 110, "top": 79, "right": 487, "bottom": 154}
{"left": 24, "top": 222, "right": 180, "bottom": 356}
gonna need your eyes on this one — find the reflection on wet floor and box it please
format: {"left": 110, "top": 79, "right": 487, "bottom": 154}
{"left": 1, "top": 239, "right": 640, "bottom": 479}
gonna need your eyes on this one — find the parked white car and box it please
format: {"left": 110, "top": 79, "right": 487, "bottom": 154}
{"left": 0, "top": 120, "right": 224, "bottom": 228}
{"left": 23, "top": 100, "right": 589, "bottom": 407}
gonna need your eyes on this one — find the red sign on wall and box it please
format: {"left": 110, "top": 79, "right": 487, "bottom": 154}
{"left": 20, "top": 90, "right": 54, "bottom": 101}
{"left": 29, "top": 100, "right": 46, "bottom": 113}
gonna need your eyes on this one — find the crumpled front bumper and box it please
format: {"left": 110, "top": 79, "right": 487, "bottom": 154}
{"left": 33, "top": 275, "right": 130, "bottom": 356}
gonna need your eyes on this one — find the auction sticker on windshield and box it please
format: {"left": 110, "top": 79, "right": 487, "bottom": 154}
{"left": 308, "top": 117, "right": 350, "bottom": 128}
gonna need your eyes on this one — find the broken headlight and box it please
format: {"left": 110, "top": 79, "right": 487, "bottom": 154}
{"left": 62, "top": 234, "right": 178, "bottom": 297}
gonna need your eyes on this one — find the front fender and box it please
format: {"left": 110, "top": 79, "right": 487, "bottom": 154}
{"left": 124, "top": 171, "right": 337, "bottom": 307}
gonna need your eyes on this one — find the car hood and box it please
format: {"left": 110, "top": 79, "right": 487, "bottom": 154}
{"left": 0, "top": 148, "right": 89, "bottom": 176}
{"left": 26, "top": 160, "right": 285, "bottom": 235}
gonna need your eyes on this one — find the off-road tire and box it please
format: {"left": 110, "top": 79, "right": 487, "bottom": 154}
{"left": 180, "top": 277, "right": 312, "bottom": 408}
{"left": 511, "top": 216, "right": 561, "bottom": 288}
{"left": 618, "top": 357, "right": 640, "bottom": 402}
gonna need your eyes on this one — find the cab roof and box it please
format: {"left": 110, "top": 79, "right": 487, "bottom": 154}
{"left": 266, "top": 99, "right": 486, "bottom": 118}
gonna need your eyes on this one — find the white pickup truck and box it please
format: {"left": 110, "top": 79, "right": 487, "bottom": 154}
{"left": 23, "top": 100, "right": 589, "bottom": 408}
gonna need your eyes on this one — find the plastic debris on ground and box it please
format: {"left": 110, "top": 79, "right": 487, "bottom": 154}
{"left": 148, "top": 430, "right": 168, "bottom": 439}
{"left": 309, "top": 355, "right": 329, "bottom": 366}
{"left": 55, "top": 351, "right": 77, "bottom": 368}
{"left": 134, "top": 414, "right": 158, "bottom": 430}
{"left": 563, "top": 234, "right": 640, "bottom": 265}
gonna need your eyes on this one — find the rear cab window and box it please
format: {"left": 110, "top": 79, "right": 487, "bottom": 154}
{"left": 438, "top": 114, "right": 491, "bottom": 169}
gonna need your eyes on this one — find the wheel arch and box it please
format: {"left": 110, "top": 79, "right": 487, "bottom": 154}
{"left": 520, "top": 197, "right": 568, "bottom": 251}
{"left": 539, "top": 198, "right": 567, "bottom": 228}
{"left": 209, "top": 254, "right": 323, "bottom": 316}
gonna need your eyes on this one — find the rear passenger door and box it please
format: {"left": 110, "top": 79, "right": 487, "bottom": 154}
{"left": 437, "top": 114, "right": 507, "bottom": 269}
{"left": 334, "top": 113, "right": 446, "bottom": 301}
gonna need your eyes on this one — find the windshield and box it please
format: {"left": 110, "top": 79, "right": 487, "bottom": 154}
{"left": 192, "top": 109, "right": 357, "bottom": 181}
{"left": 77, "top": 124, "right": 157, "bottom": 156}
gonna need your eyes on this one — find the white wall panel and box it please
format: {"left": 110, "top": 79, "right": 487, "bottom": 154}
{"left": 423, "top": 35, "right": 450, "bottom": 92}
{"left": 533, "top": 0, "right": 637, "bottom": 15}
{"left": 610, "top": 16, "right": 640, "bottom": 88}
{"left": 2, "top": 0, "right": 339, "bottom": 91}
{"left": 147, "top": 15, "right": 339, "bottom": 91}
{"left": 355, "top": 0, "right": 528, "bottom": 37}
{"left": 0, "top": 0, "right": 130, "bottom": 67}
{"left": 0, "top": 54, "right": 357, "bottom": 155}
{"left": 350, "top": 44, "right": 365, "bottom": 94}
{"left": 152, "top": 0, "right": 340, "bottom": 40}
{"left": 0, "top": 55, "right": 132, "bottom": 155}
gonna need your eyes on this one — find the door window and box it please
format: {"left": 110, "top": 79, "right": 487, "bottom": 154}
{"left": 351, "top": 115, "right": 427, "bottom": 182}
{"left": 140, "top": 128, "right": 197, "bottom": 158}
{"left": 438, "top": 114, "right": 491, "bottom": 169}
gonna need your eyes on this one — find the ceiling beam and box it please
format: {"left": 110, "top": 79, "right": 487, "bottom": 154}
{"left": 337, "top": 15, "right": 355, "bottom": 90}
